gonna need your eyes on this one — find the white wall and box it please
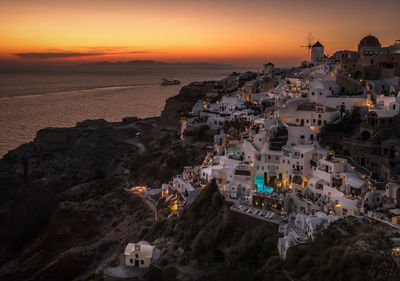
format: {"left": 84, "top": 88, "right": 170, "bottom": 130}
{"left": 125, "top": 250, "right": 151, "bottom": 268}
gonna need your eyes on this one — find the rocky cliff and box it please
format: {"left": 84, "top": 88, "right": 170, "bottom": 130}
{"left": 0, "top": 82, "right": 215, "bottom": 281}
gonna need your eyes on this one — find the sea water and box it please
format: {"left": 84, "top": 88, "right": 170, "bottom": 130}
{"left": 0, "top": 67, "right": 234, "bottom": 157}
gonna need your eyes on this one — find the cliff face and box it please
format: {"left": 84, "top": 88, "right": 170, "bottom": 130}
{"left": 160, "top": 82, "right": 214, "bottom": 129}
{"left": 0, "top": 82, "right": 214, "bottom": 280}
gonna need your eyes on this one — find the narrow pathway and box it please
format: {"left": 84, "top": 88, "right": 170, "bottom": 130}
{"left": 124, "top": 138, "right": 146, "bottom": 153}
{"left": 126, "top": 188, "right": 158, "bottom": 222}
{"left": 124, "top": 175, "right": 157, "bottom": 222}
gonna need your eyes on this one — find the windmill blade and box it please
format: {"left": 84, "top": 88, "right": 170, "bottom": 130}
{"left": 307, "top": 32, "right": 314, "bottom": 59}
{"left": 307, "top": 32, "right": 313, "bottom": 48}
{"left": 300, "top": 32, "right": 314, "bottom": 60}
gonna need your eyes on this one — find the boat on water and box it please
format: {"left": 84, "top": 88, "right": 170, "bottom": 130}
{"left": 160, "top": 78, "right": 180, "bottom": 85}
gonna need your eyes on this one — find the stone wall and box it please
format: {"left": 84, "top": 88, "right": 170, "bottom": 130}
{"left": 228, "top": 207, "right": 279, "bottom": 231}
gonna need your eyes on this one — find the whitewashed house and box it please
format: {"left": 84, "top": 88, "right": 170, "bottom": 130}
{"left": 124, "top": 241, "right": 155, "bottom": 267}
{"left": 171, "top": 175, "right": 201, "bottom": 204}
{"left": 384, "top": 182, "right": 400, "bottom": 205}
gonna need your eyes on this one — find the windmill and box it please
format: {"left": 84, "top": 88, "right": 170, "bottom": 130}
{"left": 300, "top": 32, "right": 314, "bottom": 60}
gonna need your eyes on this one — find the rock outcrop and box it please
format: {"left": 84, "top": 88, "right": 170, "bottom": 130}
{"left": 0, "top": 82, "right": 214, "bottom": 280}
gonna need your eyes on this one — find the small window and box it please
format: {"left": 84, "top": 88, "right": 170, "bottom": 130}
{"left": 141, "top": 260, "right": 144, "bottom": 265}
{"left": 130, "top": 258, "right": 133, "bottom": 263}
{"left": 136, "top": 254, "right": 138, "bottom": 258}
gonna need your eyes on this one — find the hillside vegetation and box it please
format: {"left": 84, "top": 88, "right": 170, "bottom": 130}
{"left": 145, "top": 180, "right": 400, "bottom": 281}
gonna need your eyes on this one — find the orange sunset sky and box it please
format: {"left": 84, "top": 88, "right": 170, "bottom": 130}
{"left": 1, "top": 0, "right": 399, "bottom": 66}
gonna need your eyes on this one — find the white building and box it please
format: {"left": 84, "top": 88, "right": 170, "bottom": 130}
{"left": 280, "top": 101, "right": 340, "bottom": 132}
{"left": 124, "top": 241, "right": 155, "bottom": 267}
{"left": 278, "top": 212, "right": 337, "bottom": 259}
{"left": 171, "top": 175, "right": 201, "bottom": 204}
{"left": 384, "top": 182, "right": 400, "bottom": 205}
{"left": 308, "top": 79, "right": 370, "bottom": 110}
{"left": 263, "top": 62, "right": 275, "bottom": 75}
{"left": 311, "top": 41, "right": 324, "bottom": 63}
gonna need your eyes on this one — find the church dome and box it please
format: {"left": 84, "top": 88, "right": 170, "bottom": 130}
{"left": 359, "top": 35, "right": 380, "bottom": 47}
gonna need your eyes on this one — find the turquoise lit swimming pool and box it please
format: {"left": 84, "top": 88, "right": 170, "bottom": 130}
{"left": 257, "top": 186, "right": 273, "bottom": 193}
{"left": 254, "top": 175, "right": 273, "bottom": 194}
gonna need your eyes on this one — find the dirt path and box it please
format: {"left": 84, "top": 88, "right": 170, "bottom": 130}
{"left": 126, "top": 188, "right": 158, "bottom": 222}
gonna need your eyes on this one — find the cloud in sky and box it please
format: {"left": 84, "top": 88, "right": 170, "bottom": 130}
{"left": 13, "top": 52, "right": 105, "bottom": 59}
{"left": 13, "top": 49, "right": 151, "bottom": 59}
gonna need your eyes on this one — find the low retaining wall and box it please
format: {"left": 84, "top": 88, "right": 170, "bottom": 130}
{"left": 228, "top": 207, "right": 279, "bottom": 231}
